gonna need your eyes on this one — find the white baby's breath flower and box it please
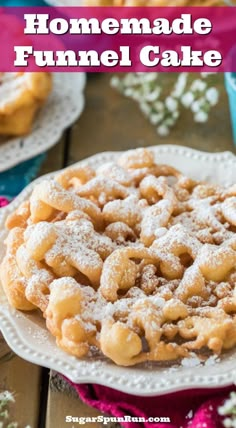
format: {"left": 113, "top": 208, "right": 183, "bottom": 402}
{"left": 144, "top": 88, "right": 161, "bottom": 102}
{"left": 205, "top": 87, "right": 219, "bottom": 106}
{"left": 142, "top": 73, "right": 158, "bottom": 83}
{"left": 124, "top": 87, "right": 135, "bottom": 97}
{"left": 221, "top": 406, "right": 235, "bottom": 415}
{"left": 135, "top": 75, "right": 146, "bottom": 86}
{"left": 157, "top": 124, "right": 170, "bottom": 136}
{"left": 173, "top": 111, "right": 180, "bottom": 119}
{"left": 191, "top": 98, "right": 205, "bottom": 113}
{"left": 0, "top": 409, "right": 9, "bottom": 419}
{"left": 191, "top": 101, "right": 200, "bottom": 113}
{"left": 110, "top": 72, "right": 219, "bottom": 136}
{"left": 154, "top": 101, "right": 164, "bottom": 112}
{"left": 0, "top": 390, "right": 32, "bottom": 428}
{"left": 142, "top": 83, "right": 153, "bottom": 97}
{"left": 0, "top": 392, "right": 15, "bottom": 404}
{"left": 219, "top": 393, "right": 236, "bottom": 415}
{"left": 191, "top": 79, "right": 207, "bottom": 92}
{"left": 172, "top": 85, "right": 185, "bottom": 98}
{"left": 226, "top": 394, "right": 236, "bottom": 408}
{"left": 181, "top": 92, "right": 194, "bottom": 108}
{"left": 219, "top": 406, "right": 226, "bottom": 415}
{"left": 131, "top": 90, "right": 142, "bottom": 102}
{"left": 7, "top": 423, "right": 18, "bottom": 428}
{"left": 150, "top": 112, "right": 164, "bottom": 125}
{"left": 110, "top": 76, "right": 120, "bottom": 89}
{"left": 201, "top": 72, "right": 217, "bottom": 78}
{"left": 139, "top": 102, "right": 151, "bottom": 117}
{"left": 165, "top": 117, "right": 176, "bottom": 127}
{"left": 194, "top": 110, "right": 208, "bottom": 123}
{"left": 123, "top": 73, "right": 137, "bottom": 87}
{"left": 219, "top": 393, "right": 236, "bottom": 428}
{"left": 223, "top": 418, "right": 234, "bottom": 428}
{"left": 177, "top": 72, "right": 189, "bottom": 85}
{"left": 165, "top": 96, "right": 178, "bottom": 112}
{"left": 172, "top": 72, "right": 188, "bottom": 98}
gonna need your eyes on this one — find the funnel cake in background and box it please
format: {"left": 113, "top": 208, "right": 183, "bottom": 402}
{"left": 54, "top": 0, "right": 225, "bottom": 5}
{"left": 85, "top": 0, "right": 224, "bottom": 6}
{"left": 0, "top": 73, "right": 52, "bottom": 136}
{"left": 1, "top": 147, "right": 236, "bottom": 367}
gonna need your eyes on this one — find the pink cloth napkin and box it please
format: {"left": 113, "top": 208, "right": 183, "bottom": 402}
{"left": 66, "top": 379, "right": 236, "bottom": 428}
{"left": 0, "top": 197, "right": 9, "bottom": 208}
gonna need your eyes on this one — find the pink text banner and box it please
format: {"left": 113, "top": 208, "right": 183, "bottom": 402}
{"left": 0, "top": 6, "right": 236, "bottom": 72}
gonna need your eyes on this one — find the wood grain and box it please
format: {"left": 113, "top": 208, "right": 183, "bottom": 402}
{"left": 46, "top": 373, "right": 105, "bottom": 428}
{"left": 69, "top": 74, "right": 235, "bottom": 164}
{"left": 38, "top": 135, "right": 66, "bottom": 176}
{"left": 0, "top": 355, "right": 42, "bottom": 428}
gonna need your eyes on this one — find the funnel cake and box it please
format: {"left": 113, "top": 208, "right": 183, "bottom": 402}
{"left": 85, "top": 0, "right": 224, "bottom": 6}
{"left": 0, "top": 73, "right": 52, "bottom": 136}
{"left": 1, "top": 148, "right": 236, "bottom": 366}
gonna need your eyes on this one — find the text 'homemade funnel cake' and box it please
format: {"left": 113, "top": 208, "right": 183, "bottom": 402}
{"left": 0, "top": 73, "right": 52, "bottom": 137}
{"left": 1, "top": 148, "right": 236, "bottom": 366}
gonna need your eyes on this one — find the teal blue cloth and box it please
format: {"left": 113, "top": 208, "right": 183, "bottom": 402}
{"left": 225, "top": 72, "right": 236, "bottom": 146}
{"left": 0, "top": 0, "right": 47, "bottom": 5}
{"left": 0, "top": 154, "right": 46, "bottom": 199}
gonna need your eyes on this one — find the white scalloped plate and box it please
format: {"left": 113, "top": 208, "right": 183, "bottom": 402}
{"left": 1, "top": 145, "right": 236, "bottom": 396}
{"left": 45, "top": 0, "right": 83, "bottom": 5}
{"left": 0, "top": 73, "right": 86, "bottom": 173}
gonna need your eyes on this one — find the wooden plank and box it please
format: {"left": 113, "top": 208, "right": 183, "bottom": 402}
{"left": 0, "top": 333, "right": 11, "bottom": 361}
{"left": 69, "top": 73, "right": 235, "bottom": 164}
{"left": 46, "top": 373, "right": 106, "bottom": 428}
{"left": 38, "top": 134, "right": 66, "bottom": 176}
{"left": 0, "top": 355, "right": 42, "bottom": 428}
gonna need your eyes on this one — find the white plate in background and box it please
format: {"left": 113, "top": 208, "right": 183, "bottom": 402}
{"left": 45, "top": 0, "right": 84, "bottom": 5}
{"left": 0, "top": 73, "right": 86, "bottom": 172}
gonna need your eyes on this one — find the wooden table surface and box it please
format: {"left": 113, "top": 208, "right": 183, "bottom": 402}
{"left": 0, "top": 73, "right": 235, "bottom": 428}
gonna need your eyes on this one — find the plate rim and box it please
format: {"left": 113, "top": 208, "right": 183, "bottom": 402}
{"left": 1, "top": 144, "right": 236, "bottom": 396}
